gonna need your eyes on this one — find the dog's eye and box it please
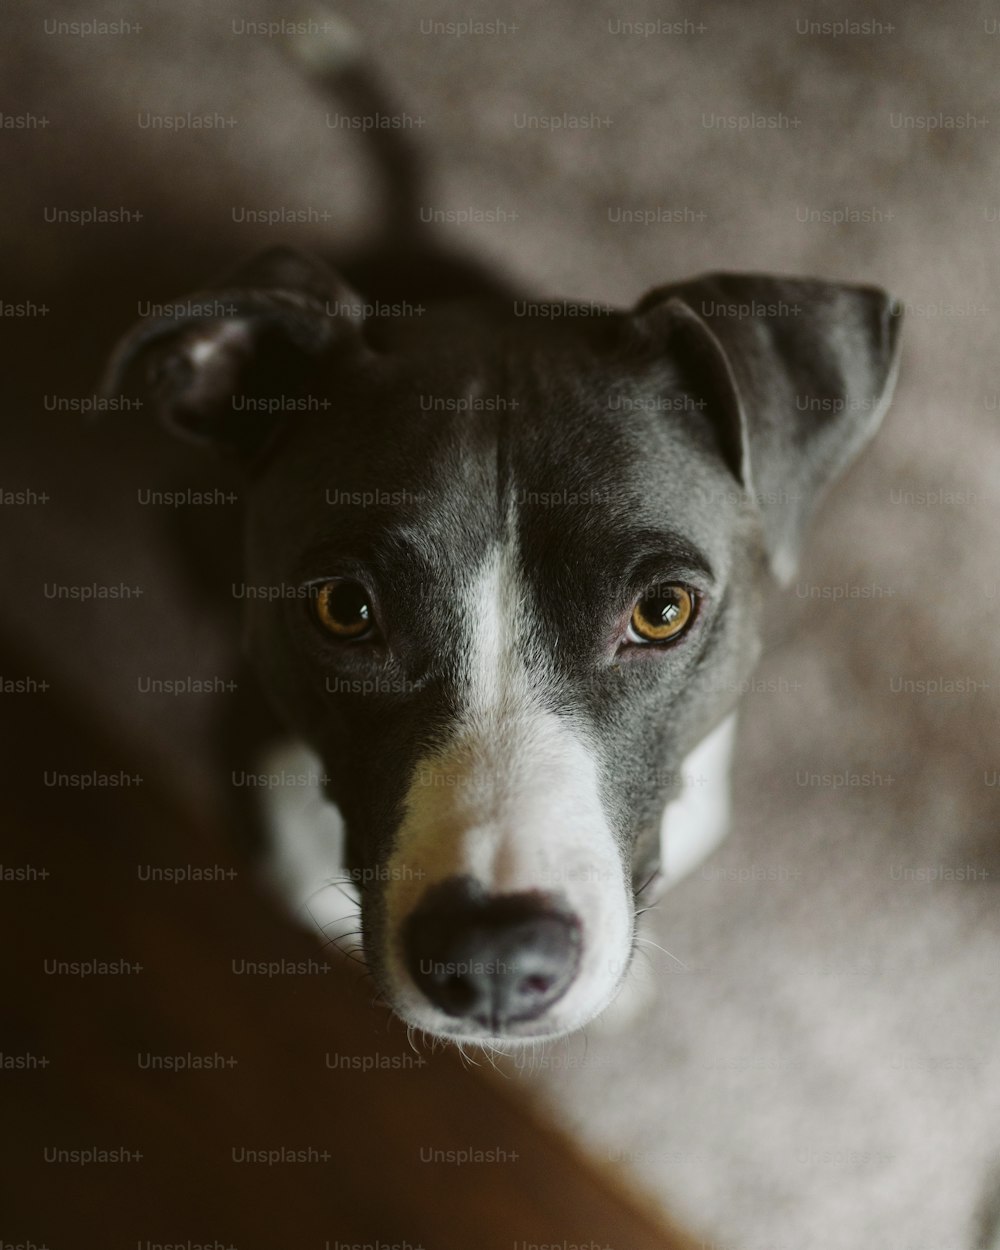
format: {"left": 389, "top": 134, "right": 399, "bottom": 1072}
{"left": 628, "top": 584, "right": 696, "bottom": 644}
{"left": 314, "top": 579, "right": 376, "bottom": 640}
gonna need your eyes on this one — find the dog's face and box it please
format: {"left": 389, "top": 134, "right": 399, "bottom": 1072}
{"left": 108, "top": 248, "right": 901, "bottom": 1042}
{"left": 240, "top": 332, "right": 765, "bottom": 1042}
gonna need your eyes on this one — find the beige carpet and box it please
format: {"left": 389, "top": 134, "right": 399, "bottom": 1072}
{"left": 3, "top": 0, "right": 998, "bottom": 1245}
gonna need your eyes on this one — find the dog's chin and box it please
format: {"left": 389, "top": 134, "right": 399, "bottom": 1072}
{"left": 381, "top": 963, "right": 632, "bottom": 1047}
{"left": 388, "top": 1008, "right": 609, "bottom": 1048}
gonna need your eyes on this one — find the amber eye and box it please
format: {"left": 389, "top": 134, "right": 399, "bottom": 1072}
{"left": 314, "top": 579, "right": 375, "bottom": 640}
{"left": 628, "top": 584, "right": 696, "bottom": 644}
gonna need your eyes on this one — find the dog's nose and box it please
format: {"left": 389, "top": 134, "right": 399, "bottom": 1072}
{"left": 403, "top": 877, "right": 581, "bottom": 1030}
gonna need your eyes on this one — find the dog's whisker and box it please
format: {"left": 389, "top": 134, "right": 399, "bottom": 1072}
{"left": 330, "top": 945, "right": 366, "bottom": 963}
{"left": 404, "top": 1024, "right": 423, "bottom": 1058}
{"left": 634, "top": 936, "right": 690, "bottom": 970}
{"left": 455, "top": 1042, "right": 478, "bottom": 1070}
{"left": 301, "top": 875, "right": 361, "bottom": 908}
{"left": 484, "top": 1040, "right": 511, "bottom": 1071}
{"left": 631, "top": 947, "right": 655, "bottom": 973}
{"left": 487, "top": 1044, "right": 512, "bottom": 1078}
{"left": 633, "top": 866, "right": 662, "bottom": 898}
{"left": 311, "top": 917, "right": 362, "bottom": 946}
{"left": 321, "top": 925, "right": 363, "bottom": 942}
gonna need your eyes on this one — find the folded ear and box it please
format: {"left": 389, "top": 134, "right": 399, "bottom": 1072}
{"left": 103, "top": 247, "right": 368, "bottom": 460}
{"left": 634, "top": 273, "right": 902, "bottom": 583}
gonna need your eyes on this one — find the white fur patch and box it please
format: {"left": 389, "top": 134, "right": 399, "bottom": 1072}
{"left": 659, "top": 712, "right": 737, "bottom": 885}
{"left": 382, "top": 543, "right": 633, "bottom": 1041}
{"left": 258, "top": 740, "right": 361, "bottom": 954}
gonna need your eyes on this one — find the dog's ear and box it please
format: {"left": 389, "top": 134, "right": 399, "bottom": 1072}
{"left": 103, "top": 247, "right": 368, "bottom": 460}
{"left": 633, "top": 274, "right": 902, "bottom": 583}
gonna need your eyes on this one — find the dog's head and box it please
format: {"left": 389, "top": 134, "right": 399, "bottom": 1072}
{"left": 107, "top": 247, "right": 901, "bottom": 1042}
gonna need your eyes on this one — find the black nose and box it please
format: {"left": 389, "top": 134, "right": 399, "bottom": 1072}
{"left": 403, "top": 877, "right": 581, "bottom": 1030}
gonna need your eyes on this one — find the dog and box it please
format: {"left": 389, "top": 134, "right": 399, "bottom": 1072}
{"left": 104, "top": 29, "right": 902, "bottom": 1046}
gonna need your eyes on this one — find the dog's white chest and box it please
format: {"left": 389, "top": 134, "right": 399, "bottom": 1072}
{"left": 659, "top": 712, "right": 738, "bottom": 885}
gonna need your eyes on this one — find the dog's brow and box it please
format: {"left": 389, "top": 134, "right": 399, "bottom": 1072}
{"left": 371, "top": 526, "right": 439, "bottom": 572}
{"left": 618, "top": 529, "right": 716, "bottom": 582}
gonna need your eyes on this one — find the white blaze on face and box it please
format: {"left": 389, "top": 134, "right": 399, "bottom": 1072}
{"left": 383, "top": 542, "right": 634, "bottom": 1039}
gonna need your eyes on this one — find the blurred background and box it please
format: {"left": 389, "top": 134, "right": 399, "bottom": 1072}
{"left": 2, "top": 1, "right": 999, "bottom": 1247}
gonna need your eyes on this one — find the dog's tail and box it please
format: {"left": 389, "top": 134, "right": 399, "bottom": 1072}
{"left": 281, "top": 10, "right": 424, "bottom": 246}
